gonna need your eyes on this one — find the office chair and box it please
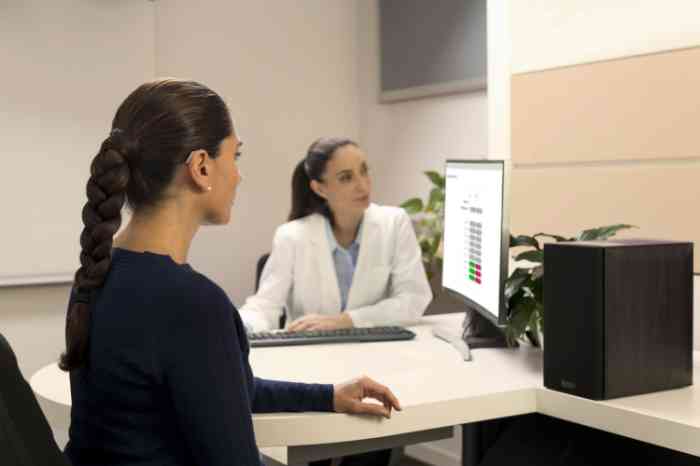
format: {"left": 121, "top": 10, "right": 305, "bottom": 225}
{"left": 0, "top": 333, "right": 70, "bottom": 466}
{"left": 255, "top": 253, "right": 270, "bottom": 292}
{"left": 255, "top": 253, "right": 287, "bottom": 329}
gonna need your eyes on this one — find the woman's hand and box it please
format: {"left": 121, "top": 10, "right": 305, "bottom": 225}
{"left": 287, "top": 313, "right": 353, "bottom": 332}
{"left": 333, "top": 376, "right": 402, "bottom": 419}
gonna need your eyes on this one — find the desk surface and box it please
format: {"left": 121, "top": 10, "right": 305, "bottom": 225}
{"left": 31, "top": 314, "right": 700, "bottom": 456}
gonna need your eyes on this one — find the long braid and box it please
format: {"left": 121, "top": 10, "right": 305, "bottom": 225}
{"left": 59, "top": 130, "right": 130, "bottom": 371}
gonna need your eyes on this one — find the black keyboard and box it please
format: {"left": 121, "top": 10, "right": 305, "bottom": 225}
{"left": 248, "top": 326, "right": 416, "bottom": 348}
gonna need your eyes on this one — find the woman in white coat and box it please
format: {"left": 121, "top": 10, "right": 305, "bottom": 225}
{"left": 241, "top": 136, "right": 431, "bottom": 466}
{"left": 240, "top": 137, "right": 432, "bottom": 333}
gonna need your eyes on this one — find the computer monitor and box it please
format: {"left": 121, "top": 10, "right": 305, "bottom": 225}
{"left": 442, "top": 159, "right": 512, "bottom": 348}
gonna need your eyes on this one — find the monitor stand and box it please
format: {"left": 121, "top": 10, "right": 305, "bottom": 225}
{"left": 462, "top": 307, "right": 517, "bottom": 348}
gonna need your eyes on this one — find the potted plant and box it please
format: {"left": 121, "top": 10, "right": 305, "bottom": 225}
{"left": 400, "top": 171, "right": 445, "bottom": 287}
{"left": 401, "top": 172, "right": 635, "bottom": 345}
{"left": 505, "top": 224, "right": 635, "bottom": 347}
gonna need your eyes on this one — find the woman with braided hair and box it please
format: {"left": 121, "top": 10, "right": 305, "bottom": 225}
{"left": 61, "top": 79, "right": 401, "bottom": 466}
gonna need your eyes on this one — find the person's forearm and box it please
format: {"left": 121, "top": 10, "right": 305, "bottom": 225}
{"left": 251, "top": 377, "right": 334, "bottom": 413}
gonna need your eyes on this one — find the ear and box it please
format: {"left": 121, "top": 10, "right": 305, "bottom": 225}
{"left": 310, "top": 179, "right": 327, "bottom": 200}
{"left": 185, "top": 149, "right": 212, "bottom": 192}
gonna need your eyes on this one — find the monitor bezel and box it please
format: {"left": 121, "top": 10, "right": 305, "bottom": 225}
{"left": 442, "top": 159, "right": 511, "bottom": 326}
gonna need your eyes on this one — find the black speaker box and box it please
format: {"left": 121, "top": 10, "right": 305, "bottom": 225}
{"left": 544, "top": 240, "right": 693, "bottom": 400}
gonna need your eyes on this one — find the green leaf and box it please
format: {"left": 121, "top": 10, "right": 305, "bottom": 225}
{"left": 428, "top": 236, "right": 440, "bottom": 257}
{"left": 529, "top": 275, "right": 543, "bottom": 303}
{"left": 533, "top": 232, "right": 573, "bottom": 242}
{"left": 531, "top": 265, "right": 544, "bottom": 281}
{"left": 507, "top": 287, "right": 526, "bottom": 312}
{"left": 424, "top": 171, "right": 445, "bottom": 189}
{"left": 526, "top": 304, "right": 544, "bottom": 347}
{"left": 432, "top": 201, "right": 445, "bottom": 217}
{"left": 426, "top": 187, "right": 443, "bottom": 213}
{"left": 510, "top": 234, "right": 540, "bottom": 250}
{"left": 527, "top": 307, "right": 540, "bottom": 334}
{"left": 504, "top": 328, "right": 520, "bottom": 348}
{"left": 423, "top": 259, "right": 434, "bottom": 281}
{"left": 434, "top": 256, "right": 443, "bottom": 272}
{"left": 578, "top": 224, "right": 637, "bottom": 241}
{"left": 401, "top": 198, "right": 424, "bottom": 214}
{"left": 507, "top": 267, "right": 532, "bottom": 281}
{"left": 419, "top": 238, "right": 431, "bottom": 256}
{"left": 507, "top": 297, "right": 537, "bottom": 341}
{"left": 514, "top": 250, "right": 544, "bottom": 263}
{"left": 504, "top": 268, "right": 530, "bottom": 299}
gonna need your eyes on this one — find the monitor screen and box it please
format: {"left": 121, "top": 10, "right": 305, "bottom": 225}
{"left": 442, "top": 160, "right": 509, "bottom": 324}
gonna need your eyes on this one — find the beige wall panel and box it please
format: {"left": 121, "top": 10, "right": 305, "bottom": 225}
{"left": 512, "top": 47, "right": 700, "bottom": 165}
{"left": 510, "top": 162, "right": 700, "bottom": 271}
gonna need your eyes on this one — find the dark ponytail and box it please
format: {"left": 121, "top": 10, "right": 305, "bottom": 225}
{"left": 288, "top": 137, "right": 357, "bottom": 224}
{"left": 60, "top": 79, "right": 233, "bottom": 371}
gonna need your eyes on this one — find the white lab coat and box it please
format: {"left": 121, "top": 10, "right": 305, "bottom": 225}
{"left": 240, "top": 204, "right": 432, "bottom": 331}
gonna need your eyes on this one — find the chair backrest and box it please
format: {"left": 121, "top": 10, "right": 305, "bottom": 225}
{"left": 254, "top": 253, "right": 286, "bottom": 329}
{"left": 0, "top": 334, "right": 70, "bottom": 466}
{"left": 255, "top": 253, "right": 270, "bottom": 292}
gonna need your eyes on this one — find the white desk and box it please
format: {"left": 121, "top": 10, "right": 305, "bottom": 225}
{"left": 31, "top": 314, "right": 700, "bottom": 465}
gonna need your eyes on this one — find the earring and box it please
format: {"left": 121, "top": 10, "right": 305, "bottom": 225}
{"left": 207, "top": 186, "right": 212, "bottom": 191}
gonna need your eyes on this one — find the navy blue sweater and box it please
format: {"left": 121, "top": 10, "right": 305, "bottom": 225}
{"left": 64, "top": 248, "right": 334, "bottom": 466}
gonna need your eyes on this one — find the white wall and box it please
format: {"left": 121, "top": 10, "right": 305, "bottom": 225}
{"left": 0, "top": 284, "right": 73, "bottom": 446}
{"left": 156, "top": 0, "right": 360, "bottom": 305}
{"left": 510, "top": 0, "right": 700, "bottom": 74}
{"left": 0, "top": 285, "right": 71, "bottom": 379}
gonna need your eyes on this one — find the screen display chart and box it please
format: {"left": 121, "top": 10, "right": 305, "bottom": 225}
{"left": 443, "top": 162, "right": 504, "bottom": 320}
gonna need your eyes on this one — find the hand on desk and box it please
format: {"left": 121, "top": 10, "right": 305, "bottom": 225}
{"left": 333, "top": 376, "right": 402, "bottom": 419}
{"left": 287, "top": 313, "right": 353, "bottom": 332}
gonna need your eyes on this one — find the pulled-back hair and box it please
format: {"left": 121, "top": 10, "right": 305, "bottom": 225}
{"left": 288, "top": 137, "right": 357, "bottom": 225}
{"left": 60, "top": 79, "right": 232, "bottom": 371}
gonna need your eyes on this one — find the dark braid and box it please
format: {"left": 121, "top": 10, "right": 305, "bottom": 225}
{"left": 59, "top": 131, "right": 130, "bottom": 371}
{"left": 59, "top": 79, "right": 233, "bottom": 371}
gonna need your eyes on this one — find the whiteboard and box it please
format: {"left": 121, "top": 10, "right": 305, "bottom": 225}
{"left": 0, "top": 0, "right": 154, "bottom": 286}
